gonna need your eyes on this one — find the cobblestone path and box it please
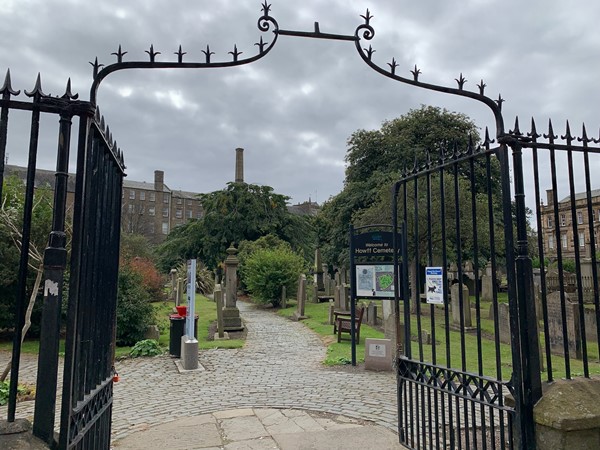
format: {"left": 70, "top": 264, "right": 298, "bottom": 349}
{"left": 1, "top": 301, "right": 398, "bottom": 442}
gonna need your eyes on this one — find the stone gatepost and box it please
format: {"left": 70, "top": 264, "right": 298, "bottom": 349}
{"left": 223, "top": 244, "right": 244, "bottom": 331}
{"left": 535, "top": 377, "right": 600, "bottom": 449}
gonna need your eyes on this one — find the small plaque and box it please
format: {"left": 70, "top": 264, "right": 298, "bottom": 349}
{"left": 369, "top": 343, "right": 387, "bottom": 357}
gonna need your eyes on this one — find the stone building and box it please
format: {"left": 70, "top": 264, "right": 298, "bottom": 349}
{"left": 4, "top": 165, "right": 203, "bottom": 245}
{"left": 539, "top": 188, "right": 600, "bottom": 259}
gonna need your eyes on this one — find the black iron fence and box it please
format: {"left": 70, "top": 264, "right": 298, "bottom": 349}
{"left": 0, "top": 70, "right": 124, "bottom": 449}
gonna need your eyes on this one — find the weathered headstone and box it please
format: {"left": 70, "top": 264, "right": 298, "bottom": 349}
{"left": 223, "top": 244, "right": 244, "bottom": 331}
{"left": 176, "top": 277, "right": 183, "bottom": 307}
{"left": 547, "top": 292, "right": 582, "bottom": 359}
{"left": 451, "top": 283, "right": 472, "bottom": 329}
{"left": 497, "top": 302, "right": 511, "bottom": 345}
{"left": 366, "top": 301, "right": 378, "bottom": 326}
{"left": 481, "top": 272, "right": 494, "bottom": 302}
{"left": 281, "top": 285, "right": 287, "bottom": 309}
{"left": 144, "top": 325, "right": 160, "bottom": 341}
{"left": 312, "top": 285, "right": 319, "bottom": 303}
{"left": 314, "top": 248, "right": 325, "bottom": 291}
{"left": 214, "top": 284, "right": 229, "bottom": 340}
{"left": 170, "top": 268, "right": 177, "bottom": 302}
{"left": 293, "top": 274, "right": 307, "bottom": 320}
{"left": 328, "top": 300, "right": 335, "bottom": 325}
{"left": 342, "top": 284, "right": 350, "bottom": 311}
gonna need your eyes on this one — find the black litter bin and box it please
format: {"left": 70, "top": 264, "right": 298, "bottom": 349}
{"left": 169, "top": 314, "right": 199, "bottom": 357}
{"left": 169, "top": 314, "right": 185, "bottom": 357}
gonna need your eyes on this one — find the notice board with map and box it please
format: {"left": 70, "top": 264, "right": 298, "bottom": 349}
{"left": 355, "top": 264, "right": 395, "bottom": 298}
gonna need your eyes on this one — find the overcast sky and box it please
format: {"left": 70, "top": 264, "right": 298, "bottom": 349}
{"left": 2, "top": 0, "right": 600, "bottom": 207}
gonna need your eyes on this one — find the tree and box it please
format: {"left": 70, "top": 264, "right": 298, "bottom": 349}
{"left": 317, "top": 105, "right": 494, "bottom": 269}
{"left": 156, "top": 182, "right": 316, "bottom": 271}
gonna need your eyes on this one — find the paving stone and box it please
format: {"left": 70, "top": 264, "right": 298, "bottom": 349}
{"left": 214, "top": 409, "right": 255, "bottom": 419}
{"left": 224, "top": 436, "right": 280, "bottom": 449}
{"left": 220, "top": 416, "right": 269, "bottom": 441}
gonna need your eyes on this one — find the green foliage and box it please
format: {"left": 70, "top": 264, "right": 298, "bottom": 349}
{"left": 156, "top": 182, "right": 316, "bottom": 272}
{"left": 0, "top": 380, "right": 32, "bottom": 406}
{"left": 120, "top": 233, "right": 155, "bottom": 261}
{"left": 0, "top": 175, "right": 54, "bottom": 334}
{"left": 129, "top": 339, "right": 163, "bottom": 357}
{"left": 175, "top": 260, "right": 215, "bottom": 295}
{"left": 116, "top": 266, "right": 154, "bottom": 346}
{"left": 317, "top": 105, "right": 502, "bottom": 268}
{"left": 238, "top": 235, "right": 291, "bottom": 291}
{"left": 242, "top": 247, "right": 305, "bottom": 307}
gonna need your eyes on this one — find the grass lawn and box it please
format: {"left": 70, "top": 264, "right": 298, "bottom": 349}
{"left": 0, "top": 293, "right": 244, "bottom": 359}
{"left": 277, "top": 300, "right": 385, "bottom": 365}
{"left": 277, "top": 297, "right": 600, "bottom": 378}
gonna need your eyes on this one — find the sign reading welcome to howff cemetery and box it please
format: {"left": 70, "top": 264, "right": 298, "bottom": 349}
{"left": 352, "top": 231, "right": 399, "bottom": 258}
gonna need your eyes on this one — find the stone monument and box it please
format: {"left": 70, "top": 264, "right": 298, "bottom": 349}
{"left": 222, "top": 244, "right": 244, "bottom": 331}
{"left": 293, "top": 274, "right": 307, "bottom": 321}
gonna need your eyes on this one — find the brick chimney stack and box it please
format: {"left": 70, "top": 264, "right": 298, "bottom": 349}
{"left": 154, "top": 170, "right": 164, "bottom": 192}
{"left": 235, "top": 148, "right": 244, "bottom": 183}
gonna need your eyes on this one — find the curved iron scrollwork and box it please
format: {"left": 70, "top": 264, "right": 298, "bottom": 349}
{"left": 89, "top": 1, "right": 280, "bottom": 103}
{"left": 88, "top": 2, "right": 506, "bottom": 138}
{"left": 352, "top": 9, "right": 505, "bottom": 136}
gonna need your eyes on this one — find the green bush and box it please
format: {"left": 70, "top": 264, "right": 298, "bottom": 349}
{"left": 129, "top": 339, "right": 163, "bottom": 357}
{"left": 242, "top": 247, "right": 304, "bottom": 307}
{"left": 238, "top": 235, "right": 292, "bottom": 292}
{"left": 116, "top": 267, "right": 154, "bottom": 346}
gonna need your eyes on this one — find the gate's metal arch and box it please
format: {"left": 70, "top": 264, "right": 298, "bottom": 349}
{"left": 5, "top": 2, "right": 597, "bottom": 449}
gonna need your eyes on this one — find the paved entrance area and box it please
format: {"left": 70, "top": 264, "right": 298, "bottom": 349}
{"left": 1, "top": 301, "right": 403, "bottom": 449}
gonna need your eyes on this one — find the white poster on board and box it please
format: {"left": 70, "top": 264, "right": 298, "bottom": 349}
{"left": 356, "top": 264, "right": 394, "bottom": 298}
{"left": 425, "top": 267, "right": 444, "bottom": 304}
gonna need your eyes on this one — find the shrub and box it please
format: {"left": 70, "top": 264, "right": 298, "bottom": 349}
{"left": 238, "top": 235, "right": 292, "bottom": 292}
{"left": 116, "top": 267, "right": 154, "bottom": 346}
{"left": 129, "top": 339, "right": 163, "bottom": 357}
{"left": 175, "top": 260, "right": 215, "bottom": 295}
{"left": 243, "top": 247, "right": 304, "bottom": 307}
{"left": 127, "top": 257, "right": 165, "bottom": 300}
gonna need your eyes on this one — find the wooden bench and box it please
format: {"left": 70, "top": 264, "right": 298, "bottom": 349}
{"left": 333, "top": 305, "right": 365, "bottom": 343}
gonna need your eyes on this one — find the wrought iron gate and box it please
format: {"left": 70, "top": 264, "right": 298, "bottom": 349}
{"left": 3, "top": 3, "right": 600, "bottom": 448}
{"left": 1, "top": 70, "right": 124, "bottom": 449}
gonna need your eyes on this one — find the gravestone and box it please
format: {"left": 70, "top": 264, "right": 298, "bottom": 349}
{"left": 342, "top": 284, "right": 350, "bottom": 311}
{"left": 449, "top": 262, "right": 459, "bottom": 281}
{"left": 176, "top": 277, "right": 183, "bottom": 307}
{"left": 314, "top": 248, "right": 325, "bottom": 291}
{"left": 481, "top": 267, "right": 494, "bottom": 302}
{"left": 547, "top": 292, "right": 582, "bottom": 359}
{"left": 223, "top": 244, "right": 244, "bottom": 331}
{"left": 366, "top": 301, "right": 378, "bottom": 326}
{"left": 312, "top": 285, "right": 319, "bottom": 303}
{"left": 144, "top": 325, "right": 160, "bottom": 341}
{"left": 451, "top": 283, "right": 472, "bottom": 329}
{"left": 213, "top": 284, "right": 229, "bottom": 340}
{"left": 497, "top": 302, "right": 511, "bottom": 345}
{"left": 328, "top": 300, "right": 335, "bottom": 325}
{"left": 170, "top": 268, "right": 177, "bottom": 302}
{"left": 364, "top": 338, "right": 393, "bottom": 371}
{"left": 281, "top": 285, "right": 287, "bottom": 309}
{"left": 293, "top": 274, "right": 307, "bottom": 320}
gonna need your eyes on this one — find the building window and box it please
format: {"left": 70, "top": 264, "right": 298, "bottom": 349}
{"left": 140, "top": 191, "right": 145, "bottom": 201}
{"left": 187, "top": 200, "right": 192, "bottom": 206}
{"left": 187, "top": 210, "right": 192, "bottom": 219}
{"left": 560, "top": 214, "right": 566, "bottom": 226}
{"left": 175, "top": 209, "right": 183, "bottom": 219}
{"left": 128, "top": 204, "right": 134, "bottom": 213}
{"left": 197, "top": 211, "right": 202, "bottom": 219}
{"left": 547, "top": 217, "right": 552, "bottom": 228}
{"left": 177, "top": 198, "right": 183, "bottom": 205}
{"left": 149, "top": 225, "right": 154, "bottom": 234}
{"left": 129, "top": 190, "right": 135, "bottom": 200}
{"left": 579, "top": 232, "right": 585, "bottom": 247}
{"left": 162, "top": 207, "right": 169, "bottom": 217}
{"left": 148, "top": 207, "right": 155, "bottom": 216}
{"left": 162, "top": 222, "right": 169, "bottom": 234}
{"left": 548, "top": 235, "right": 555, "bottom": 249}
{"left": 577, "top": 211, "right": 583, "bottom": 225}
{"left": 163, "top": 195, "right": 169, "bottom": 204}
{"left": 149, "top": 192, "right": 156, "bottom": 202}
{"left": 561, "top": 234, "right": 568, "bottom": 249}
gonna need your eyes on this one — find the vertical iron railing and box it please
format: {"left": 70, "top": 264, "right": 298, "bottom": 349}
{"left": 58, "top": 112, "right": 124, "bottom": 450}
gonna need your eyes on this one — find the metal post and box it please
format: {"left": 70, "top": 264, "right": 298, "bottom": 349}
{"left": 349, "top": 224, "right": 357, "bottom": 366}
{"left": 33, "top": 112, "right": 72, "bottom": 444}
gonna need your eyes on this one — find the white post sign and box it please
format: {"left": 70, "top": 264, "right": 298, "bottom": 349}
{"left": 187, "top": 259, "right": 197, "bottom": 338}
{"left": 425, "top": 267, "right": 444, "bottom": 305}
